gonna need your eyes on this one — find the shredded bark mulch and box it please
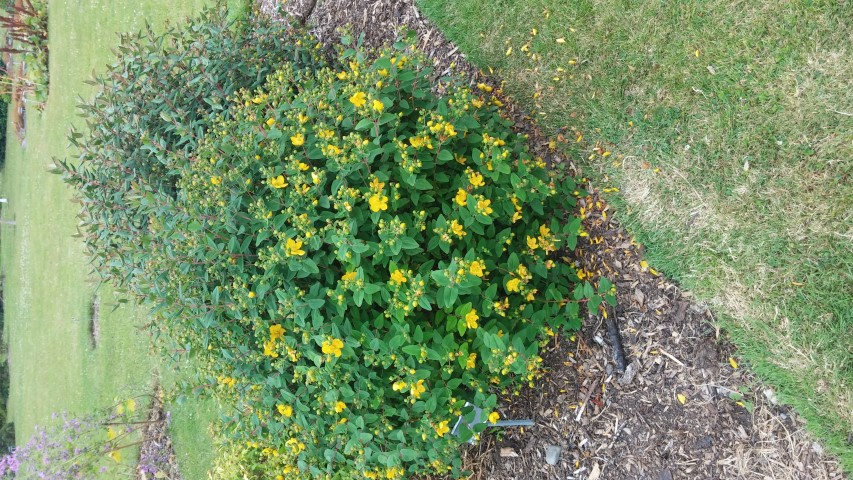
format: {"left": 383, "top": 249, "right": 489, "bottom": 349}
{"left": 258, "top": 1, "right": 849, "bottom": 478}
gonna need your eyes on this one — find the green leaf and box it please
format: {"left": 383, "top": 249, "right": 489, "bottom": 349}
{"left": 378, "top": 112, "right": 397, "bottom": 125}
{"left": 355, "top": 118, "right": 374, "bottom": 131}
{"left": 507, "top": 253, "right": 519, "bottom": 272}
{"left": 402, "top": 345, "right": 421, "bottom": 356}
{"left": 431, "top": 270, "right": 450, "bottom": 287}
{"left": 401, "top": 449, "right": 419, "bottom": 461}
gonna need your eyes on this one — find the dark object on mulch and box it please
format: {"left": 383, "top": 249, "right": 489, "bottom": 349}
{"left": 604, "top": 315, "right": 627, "bottom": 373}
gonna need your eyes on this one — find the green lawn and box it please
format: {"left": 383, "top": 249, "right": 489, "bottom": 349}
{"left": 0, "top": 0, "right": 232, "bottom": 477}
{"left": 419, "top": 0, "right": 852, "bottom": 470}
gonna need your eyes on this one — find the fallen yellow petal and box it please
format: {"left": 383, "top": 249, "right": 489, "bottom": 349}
{"left": 677, "top": 393, "right": 687, "bottom": 405}
{"left": 556, "top": 37, "right": 566, "bottom": 44}
{"left": 729, "top": 357, "right": 739, "bottom": 369}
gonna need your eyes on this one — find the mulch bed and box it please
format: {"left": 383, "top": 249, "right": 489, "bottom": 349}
{"left": 269, "top": 1, "right": 848, "bottom": 479}
{"left": 137, "top": 388, "right": 182, "bottom": 480}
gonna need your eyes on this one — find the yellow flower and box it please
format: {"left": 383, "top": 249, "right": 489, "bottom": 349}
{"left": 210, "top": 175, "right": 222, "bottom": 185}
{"left": 449, "top": 219, "right": 466, "bottom": 238}
{"left": 285, "top": 238, "right": 305, "bottom": 256}
{"left": 342, "top": 271, "right": 357, "bottom": 282}
{"left": 277, "top": 404, "right": 293, "bottom": 417}
{"left": 290, "top": 133, "right": 305, "bottom": 146}
{"left": 455, "top": 189, "right": 468, "bottom": 206}
{"left": 372, "top": 99, "right": 384, "bottom": 112}
{"left": 390, "top": 269, "right": 407, "bottom": 285}
{"left": 539, "top": 224, "right": 551, "bottom": 237}
{"left": 107, "top": 426, "right": 117, "bottom": 440}
{"left": 125, "top": 398, "right": 136, "bottom": 413}
{"left": 337, "top": 71, "right": 349, "bottom": 80}
{"left": 369, "top": 194, "right": 389, "bottom": 212}
{"left": 506, "top": 278, "right": 521, "bottom": 292}
{"left": 321, "top": 338, "right": 345, "bottom": 357}
{"left": 469, "top": 260, "right": 484, "bottom": 277}
{"left": 377, "top": 68, "right": 389, "bottom": 77}
{"left": 298, "top": 162, "right": 310, "bottom": 171}
{"left": 269, "top": 324, "right": 285, "bottom": 340}
{"left": 248, "top": 291, "right": 256, "bottom": 299}
{"left": 468, "top": 171, "right": 485, "bottom": 188}
{"left": 349, "top": 91, "right": 367, "bottom": 108}
{"left": 476, "top": 198, "right": 493, "bottom": 216}
{"left": 488, "top": 411, "right": 500, "bottom": 424}
{"left": 465, "top": 309, "right": 479, "bottom": 329}
{"left": 369, "top": 177, "right": 385, "bottom": 192}
{"left": 411, "top": 379, "right": 426, "bottom": 399}
{"left": 266, "top": 118, "right": 276, "bottom": 127}
{"left": 392, "top": 380, "right": 407, "bottom": 391}
{"left": 109, "top": 450, "right": 122, "bottom": 463}
{"left": 434, "top": 420, "right": 450, "bottom": 437}
{"left": 270, "top": 175, "right": 287, "bottom": 189}
{"left": 335, "top": 401, "right": 347, "bottom": 413}
{"left": 526, "top": 236, "right": 539, "bottom": 250}
{"left": 466, "top": 352, "right": 476, "bottom": 369}
{"left": 263, "top": 339, "right": 278, "bottom": 358}
{"left": 471, "top": 98, "right": 484, "bottom": 108}
{"left": 324, "top": 144, "right": 342, "bottom": 156}
{"left": 476, "top": 83, "right": 493, "bottom": 93}
{"left": 298, "top": 113, "right": 309, "bottom": 124}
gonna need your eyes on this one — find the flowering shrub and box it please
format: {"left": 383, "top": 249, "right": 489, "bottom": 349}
{"left": 60, "top": 6, "right": 614, "bottom": 478}
{"left": 157, "top": 41, "right": 610, "bottom": 477}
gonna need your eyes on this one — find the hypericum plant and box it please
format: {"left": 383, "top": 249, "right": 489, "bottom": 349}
{"left": 143, "top": 37, "right": 613, "bottom": 477}
{"left": 61, "top": 5, "right": 615, "bottom": 477}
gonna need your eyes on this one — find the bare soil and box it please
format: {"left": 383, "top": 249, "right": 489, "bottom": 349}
{"left": 263, "top": 1, "right": 850, "bottom": 479}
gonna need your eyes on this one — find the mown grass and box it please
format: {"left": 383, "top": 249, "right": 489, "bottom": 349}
{"left": 0, "top": 0, "right": 239, "bottom": 477}
{"left": 419, "top": 0, "right": 852, "bottom": 470}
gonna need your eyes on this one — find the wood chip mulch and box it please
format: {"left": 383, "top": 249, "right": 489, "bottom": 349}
{"left": 262, "top": 2, "right": 849, "bottom": 478}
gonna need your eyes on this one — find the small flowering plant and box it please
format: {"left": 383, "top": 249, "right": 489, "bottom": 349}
{"left": 162, "top": 38, "right": 611, "bottom": 478}
{"left": 0, "top": 398, "right": 152, "bottom": 479}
